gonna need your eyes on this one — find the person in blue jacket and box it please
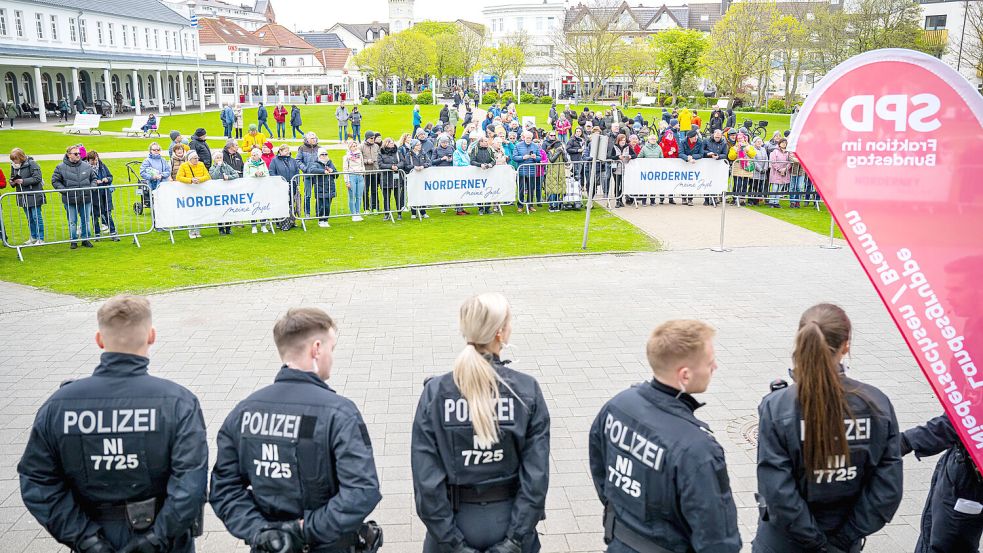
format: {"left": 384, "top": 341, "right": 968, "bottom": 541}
{"left": 256, "top": 102, "right": 273, "bottom": 136}
{"left": 18, "top": 295, "right": 207, "bottom": 553}
{"left": 210, "top": 307, "right": 382, "bottom": 553}
{"left": 511, "top": 131, "right": 541, "bottom": 212}
{"left": 678, "top": 129, "right": 704, "bottom": 206}
{"left": 412, "top": 293, "right": 550, "bottom": 553}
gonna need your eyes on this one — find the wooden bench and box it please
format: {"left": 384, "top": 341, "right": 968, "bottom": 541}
{"left": 64, "top": 113, "right": 102, "bottom": 134}
{"left": 122, "top": 115, "right": 161, "bottom": 137}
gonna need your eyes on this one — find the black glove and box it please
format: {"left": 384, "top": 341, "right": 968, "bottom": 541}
{"left": 118, "top": 533, "right": 164, "bottom": 553}
{"left": 252, "top": 521, "right": 304, "bottom": 553}
{"left": 486, "top": 537, "right": 522, "bottom": 553}
{"left": 77, "top": 534, "right": 115, "bottom": 553}
{"left": 900, "top": 434, "right": 913, "bottom": 456}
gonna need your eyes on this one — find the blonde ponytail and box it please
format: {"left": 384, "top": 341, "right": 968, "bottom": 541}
{"left": 454, "top": 293, "right": 511, "bottom": 450}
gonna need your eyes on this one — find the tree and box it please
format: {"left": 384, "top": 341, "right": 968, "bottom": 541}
{"left": 388, "top": 31, "right": 434, "bottom": 92}
{"left": 353, "top": 36, "right": 396, "bottom": 92}
{"left": 481, "top": 41, "right": 525, "bottom": 92}
{"left": 618, "top": 37, "right": 658, "bottom": 92}
{"left": 806, "top": 6, "right": 853, "bottom": 76}
{"left": 959, "top": 0, "right": 983, "bottom": 78}
{"left": 771, "top": 13, "right": 809, "bottom": 107}
{"left": 458, "top": 23, "right": 487, "bottom": 79}
{"left": 848, "top": 0, "right": 925, "bottom": 53}
{"left": 552, "top": 0, "right": 632, "bottom": 101}
{"left": 650, "top": 29, "right": 709, "bottom": 104}
{"left": 703, "top": 2, "right": 776, "bottom": 101}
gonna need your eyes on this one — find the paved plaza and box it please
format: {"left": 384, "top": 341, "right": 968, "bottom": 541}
{"left": 0, "top": 246, "right": 943, "bottom": 552}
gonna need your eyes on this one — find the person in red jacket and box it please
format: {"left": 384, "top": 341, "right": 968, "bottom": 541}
{"left": 273, "top": 104, "right": 287, "bottom": 140}
{"left": 261, "top": 141, "right": 275, "bottom": 167}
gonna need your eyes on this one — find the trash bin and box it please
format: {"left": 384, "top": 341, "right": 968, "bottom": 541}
{"left": 315, "top": 95, "right": 322, "bottom": 103}
{"left": 341, "top": 92, "right": 347, "bottom": 101}
{"left": 239, "top": 94, "right": 245, "bottom": 103}
{"left": 327, "top": 93, "right": 334, "bottom": 102}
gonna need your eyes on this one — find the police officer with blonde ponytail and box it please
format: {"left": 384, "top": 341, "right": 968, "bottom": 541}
{"left": 411, "top": 293, "right": 550, "bottom": 553}
{"left": 754, "top": 303, "right": 903, "bottom": 553}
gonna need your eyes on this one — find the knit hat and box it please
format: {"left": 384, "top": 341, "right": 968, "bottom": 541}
{"left": 686, "top": 129, "right": 699, "bottom": 139}
{"left": 364, "top": 131, "right": 375, "bottom": 139}
{"left": 169, "top": 130, "right": 180, "bottom": 141}
{"left": 669, "top": 119, "right": 679, "bottom": 128}
{"left": 194, "top": 128, "right": 206, "bottom": 138}
{"left": 410, "top": 139, "right": 421, "bottom": 148}
{"left": 249, "top": 124, "right": 258, "bottom": 132}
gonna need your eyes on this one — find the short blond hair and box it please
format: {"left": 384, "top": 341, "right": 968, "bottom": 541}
{"left": 97, "top": 295, "right": 152, "bottom": 348}
{"left": 646, "top": 320, "right": 716, "bottom": 375}
{"left": 273, "top": 307, "right": 337, "bottom": 357}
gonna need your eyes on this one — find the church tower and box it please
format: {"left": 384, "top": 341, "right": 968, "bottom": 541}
{"left": 388, "top": 0, "right": 414, "bottom": 33}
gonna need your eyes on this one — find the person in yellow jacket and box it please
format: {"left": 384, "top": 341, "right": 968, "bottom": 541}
{"left": 727, "top": 133, "right": 757, "bottom": 206}
{"left": 175, "top": 151, "right": 210, "bottom": 239}
{"left": 678, "top": 107, "right": 693, "bottom": 133}
{"left": 241, "top": 124, "right": 267, "bottom": 153}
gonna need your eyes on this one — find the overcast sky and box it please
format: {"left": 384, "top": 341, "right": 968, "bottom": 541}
{"left": 269, "top": 0, "right": 531, "bottom": 32}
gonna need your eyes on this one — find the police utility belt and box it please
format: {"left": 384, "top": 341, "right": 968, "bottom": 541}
{"left": 447, "top": 480, "right": 519, "bottom": 511}
{"left": 603, "top": 505, "right": 681, "bottom": 553}
{"left": 87, "top": 497, "right": 162, "bottom": 532}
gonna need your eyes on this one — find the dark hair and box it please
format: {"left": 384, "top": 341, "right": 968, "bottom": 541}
{"left": 794, "top": 303, "right": 852, "bottom": 472}
{"left": 85, "top": 151, "right": 99, "bottom": 162}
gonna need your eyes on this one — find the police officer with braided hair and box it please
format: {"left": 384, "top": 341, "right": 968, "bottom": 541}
{"left": 589, "top": 319, "right": 741, "bottom": 553}
{"left": 754, "top": 304, "right": 903, "bottom": 553}
{"left": 411, "top": 293, "right": 551, "bottom": 553}
{"left": 18, "top": 295, "right": 208, "bottom": 553}
{"left": 209, "top": 307, "right": 382, "bottom": 553}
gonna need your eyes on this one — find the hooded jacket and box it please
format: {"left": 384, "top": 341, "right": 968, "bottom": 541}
{"left": 51, "top": 156, "right": 96, "bottom": 205}
{"left": 190, "top": 135, "right": 212, "bottom": 169}
{"left": 9, "top": 157, "right": 46, "bottom": 208}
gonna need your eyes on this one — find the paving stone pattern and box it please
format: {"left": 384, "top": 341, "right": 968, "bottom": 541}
{"left": 0, "top": 247, "right": 944, "bottom": 552}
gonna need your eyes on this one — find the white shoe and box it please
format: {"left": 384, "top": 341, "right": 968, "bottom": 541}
{"left": 188, "top": 230, "right": 196, "bottom": 239}
{"left": 423, "top": 213, "right": 430, "bottom": 219}
{"left": 261, "top": 224, "right": 269, "bottom": 233}
{"left": 411, "top": 214, "right": 417, "bottom": 219}
{"left": 195, "top": 229, "right": 202, "bottom": 238}
{"left": 100, "top": 224, "right": 110, "bottom": 233}
{"left": 353, "top": 215, "right": 364, "bottom": 222}
{"left": 23, "top": 239, "right": 35, "bottom": 245}
{"left": 34, "top": 240, "right": 44, "bottom": 245}
{"left": 251, "top": 225, "right": 258, "bottom": 234}
{"left": 318, "top": 220, "right": 330, "bottom": 228}
{"left": 441, "top": 208, "right": 447, "bottom": 213}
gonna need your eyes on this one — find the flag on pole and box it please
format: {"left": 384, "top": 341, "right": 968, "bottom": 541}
{"left": 190, "top": 14, "right": 198, "bottom": 28}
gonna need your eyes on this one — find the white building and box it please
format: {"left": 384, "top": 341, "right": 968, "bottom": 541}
{"left": 389, "top": 0, "right": 414, "bottom": 33}
{"left": 918, "top": 0, "right": 983, "bottom": 91}
{"left": 169, "top": 0, "right": 273, "bottom": 31}
{"left": 0, "top": 0, "right": 254, "bottom": 122}
{"left": 482, "top": 0, "right": 567, "bottom": 96}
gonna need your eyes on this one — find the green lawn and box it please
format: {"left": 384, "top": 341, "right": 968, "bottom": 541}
{"left": 0, "top": 204, "right": 656, "bottom": 297}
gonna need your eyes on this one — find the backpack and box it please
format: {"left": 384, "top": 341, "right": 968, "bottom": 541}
{"left": 278, "top": 215, "right": 295, "bottom": 231}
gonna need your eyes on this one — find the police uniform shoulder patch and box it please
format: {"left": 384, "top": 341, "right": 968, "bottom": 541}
{"left": 59, "top": 379, "right": 76, "bottom": 388}
{"left": 423, "top": 376, "right": 434, "bottom": 387}
{"left": 715, "top": 467, "right": 731, "bottom": 493}
{"left": 357, "top": 422, "right": 372, "bottom": 447}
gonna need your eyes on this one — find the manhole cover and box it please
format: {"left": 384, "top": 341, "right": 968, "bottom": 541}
{"left": 726, "top": 415, "right": 759, "bottom": 449}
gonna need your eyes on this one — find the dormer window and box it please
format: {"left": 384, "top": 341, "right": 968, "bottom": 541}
{"left": 367, "top": 30, "right": 374, "bottom": 40}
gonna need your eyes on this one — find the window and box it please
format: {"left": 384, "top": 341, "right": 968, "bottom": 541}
{"left": 14, "top": 10, "right": 23, "bottom": 37}
{"left": 96, "top": 21, "right": 103, "bottom": 44}
{"left": 221, "top": 77, "right": 234, "bottom": 94}
{"left": 35, "top": 12, "right": 43, "bottom": 39}
{"left": 516, "top": 17, "right": 524, "bottom": 30}
{"left": 108, "top": 22, "right": 114, "bottom": 45}
{"left": 79, "top": 18, "right": 87, "bottom": 43}
{"left": 49, "top": 15, "right": 57, "bottom": 40}
{"left": 267, "top": 57, "right": 274, "bottom": 67}
{"left": 145, "top": 27, "right": 150, "bottom": 48}
{"left": 132, "top": 26, "right": 137, "bottom": 48}
{"left": 280, "top": 57, "right": 286, "bottom": 66}
{"left": 153, "top": 29, "right": 159, "bottom": 49}
{"left": 700, "top": 14, "right": 710, "bottom": 21}
{"left": 183, "top": 32, "right": 188, "bottom": 52}
{"left": 298, "top": 57, "right": 305, "bottom": 66}
{"left": 0, "top": 9, "right": 6, "bottom": 36}
{"left": 536, "top": 17, "right": 544, "bottom": 31}
{"left": 925, "top": 15, "right": 946, "bottom": 30}
{"left": 548, "top": 16, "right": 555, "bottom": 28}
{"left": 367, "top": 30, "right": 374, "bottom": 40}
{"left": 69, "top": 18, "right": 76, "bottom": 42}
{"left": 122, "top": 24, "right": 128, "bottom": 46}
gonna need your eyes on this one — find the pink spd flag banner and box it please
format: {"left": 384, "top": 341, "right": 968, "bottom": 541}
{"left": 789, "top": 49, "right": 983, "bottom": 470}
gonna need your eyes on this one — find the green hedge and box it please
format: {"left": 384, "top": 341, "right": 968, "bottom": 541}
{"left": 500, "top": 91, "right": 515, "bottom": 103}
{"left": 519, "top": 92, "right": 536, "bottom": 104}
{"left": 482, "top": 91, "right": 499, "bottom": 104}
{"left": 374, "top": 92, "right": 394, "bottom": 105}
{"left": 415, "top": 91, "right": 433, "bottom": 105}
{"left": 537, "top": 95, "right": 554, "bottom": 104}
{"left": 396, "top": 92, "right": 414, "bottom": 105}
{"left": 767, "top": 98, "right": 790, "bottom": 113}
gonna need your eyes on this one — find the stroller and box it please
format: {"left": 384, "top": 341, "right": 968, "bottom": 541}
{"left": 126, "top": 160, "right": 152, "bottom": 215}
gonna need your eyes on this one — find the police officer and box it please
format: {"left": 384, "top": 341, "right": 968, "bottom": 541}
{"left": 754, "top": 303, "right": 903, "bottom": 553}
{"left": 903, "top": 414, "right": 983, "bottom": 552}
{"left": 209, "top": 307, "right": 382, "bottom": 553}
{"left": 411, "top": 293, "right": 550, "bottom": 553}
{"left": 17, "top": 295, "right": 208, "bottom": 553}
{"left": 588, "top": 319, "right": 741, "bottom": 553}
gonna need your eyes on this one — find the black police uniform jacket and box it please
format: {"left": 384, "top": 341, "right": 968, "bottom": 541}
{"left": 17, "top": 352, "right": 208, "bottom": 552}
{"left": 209, "top": 366, "right": 381, "bottom": 550}
{"left": 589, "top": 380, "right": 741, "bottom": 553}
{"left": 755, "top": 372, "right": 903, "bottom": 551}
{"left": 410, "top": 354, "right": 551, "bottom": 550}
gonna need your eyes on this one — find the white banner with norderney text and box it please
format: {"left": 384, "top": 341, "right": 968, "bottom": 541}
{"left": 152, "top": 176, "right": 291, "bottom": 228}
{"left": 622, "top": 158, "right": 731, "bottom": 196}
{"left": 406, "top": 165, "right": 518, "bottom": 208}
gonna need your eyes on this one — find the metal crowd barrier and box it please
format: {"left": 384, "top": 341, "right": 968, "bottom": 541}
{"left": 517, "top": 160, "right": 619, "bottom": 212}
{"left": 723, "top": 158, "right": 822, "bottom": 210}
{"left": 289, "top": 168, "right": 407, "bottom": 229}
{"left": 0, "top": 184, "right": 154, "bottom": 261}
